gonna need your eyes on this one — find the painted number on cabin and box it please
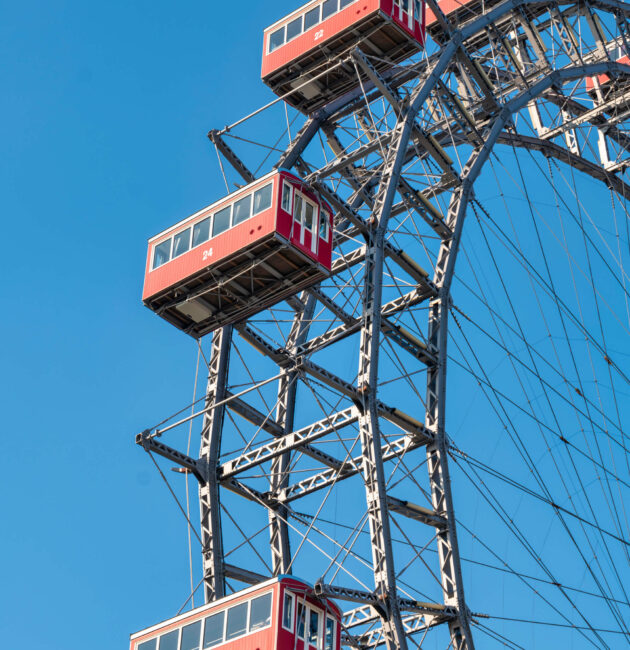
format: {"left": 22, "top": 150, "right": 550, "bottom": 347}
{"left": 203, "top": 248, "right": 214, "bottom": 261}
{"left": 314, "top": 29, "right": 324, "bottom": 41}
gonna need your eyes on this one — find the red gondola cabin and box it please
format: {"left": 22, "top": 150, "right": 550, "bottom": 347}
{"left": 143, "top": 170, "right": 333, "bottom": 337}
{"left": 130, "top": 577, "right": 342, "bottom": 650}
{"left": 262, "top": 0, "right": 426, "bottom": 114}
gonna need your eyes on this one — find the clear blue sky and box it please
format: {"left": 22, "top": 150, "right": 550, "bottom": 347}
{"left": 0, "top": 1, "right": 299, "bottom": 647}
{"left": 2, "top": 2, "right": 629, "bottom": 649}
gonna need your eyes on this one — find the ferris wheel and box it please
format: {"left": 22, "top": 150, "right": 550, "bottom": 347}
{"left": 133, "top": 0, "right": 630, "bottom": 648}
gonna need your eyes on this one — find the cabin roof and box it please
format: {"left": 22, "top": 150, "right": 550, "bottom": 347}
{"left": 130, "top": 576, "right": 284, "bottom": 640}
{"left": 148, "top": 168, "right": 282, "bottom": 244}
{"left": 264, "top": 0, "right": 324, "bottom": 33}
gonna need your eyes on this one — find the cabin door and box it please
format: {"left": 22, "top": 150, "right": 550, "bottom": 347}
{"left": 395, "top": 0, "right": 414, "bottom": 29}
{"left": 293, "top": 191, "right": 318, "bottom": 256}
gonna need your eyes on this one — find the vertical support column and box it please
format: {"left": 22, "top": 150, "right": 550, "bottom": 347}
{"left": 425, "top": 183, "right": 476, "bottom": 650}
{"left": 357, "top": 231, "right": 409, "bottom": 650}
{"left": 269, "top": 294, "right": 317, "bottom": 575}
{"left": 425, "top": 297, "right": 475, "bottom": 649}
{"left": 354, "top": 115, "right": 419, "bottom": 650}
{"left": 199, "top": 325, "right": 233, "bottom": 602}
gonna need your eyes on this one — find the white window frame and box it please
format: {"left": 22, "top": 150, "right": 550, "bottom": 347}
{"left": 180, "top": 619, "right": 203, "bottom": 650}
{"left": 296, "top": 598, "right": 325, "bottom": 650}
{"left": 232, "top": 193, "right": 253, "bottom": 226}
{"left": 325, "top": 616, "right": 336, "bottom": 650}
{"left": 202, "top": 608, "right": 226, "bottom": 649}
{"left": 252, "top": 182, "right": 274, "bottom": 216}
{"left": 282, "top": 180, "right": 294, "bottom": 215}
{"left": 157, "top": 627, "right": 181, "bottom": 650}
{"left": 268, "top": 25, "right": 286, "bottom": 54}
{"left": 303, "top": 4, "right": 321, "bottom": 32}
{"left": 282, "top": 590, "right": 296, "bottom": 632}
{"left": 191, "top": 215, "right": 213, "bottom": 250}
{"left": 172, "top": 227, "right": 192, "bottom": 260}
{"left": 285, "top": 14, "right": 304, "bottom": 44}
{"left": 321, "top": 0, "right": 340, "bottom": 21}
{"left": 319, "top": 210, "right": 330, "bottom": 242}
{"left": 137, "top": 637, "right": 159, "bottom": 650}
{"left": 201, "top": 589, "right": 274, "bottom": 650}
{"left": 293, "top": 189, "right": 319, "bottom": 251}
{"left": 152, "top": 237, "right": 172, "bottom": 271}
{"left": 212, "top": 203, "right": 233, "bottom": 237}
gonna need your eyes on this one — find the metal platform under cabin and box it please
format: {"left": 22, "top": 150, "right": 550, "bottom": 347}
{"left": 263, "top": 13, "right": 422, "bottom": 114}
{"left": 144, "top": 234, "right": 329, "bottom": 337}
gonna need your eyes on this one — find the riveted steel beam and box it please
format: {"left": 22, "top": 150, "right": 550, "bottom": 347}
{"left": 199, "top": 326, "right": 232, "bottom": 602}
{"left": 219, "top": 407, "right": 359, "bottom": 480}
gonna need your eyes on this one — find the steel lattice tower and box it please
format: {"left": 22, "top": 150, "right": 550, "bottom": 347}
{"left": 138, "top": 1, "right": 630, "bottom": 647}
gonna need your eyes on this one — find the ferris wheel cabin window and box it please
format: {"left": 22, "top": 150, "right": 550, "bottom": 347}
{"left": 282, "top": 181, "right": 293, "bottom": 213}
{"left": 319, "top": 210, "right": 330, "bottom": 241}
{"left": 269, "top": 26, "right": 285, "bottom": 52}
{"left": 153, "top": 239, "right": 172, "bottom": 269}
{"left": 297, "top": 602, "right": 306, "bottom": 639}
{"left": 304, "top": 6, "right": 321, "bottom": 30}
{"left": 181, "top": 621, "right": 202, "bottom": 650}
{"left": 325, "top": 617, "right": 336, "bottom": 650}
{"left": 308, "top": 609, "right": 321, "bottom": 648}
{"left": 414, "top": 0, "right": 421, "bottom": 17}
{"left": 253, "top": 183, "right": 273, "bottom": 213}
{"left": 287, "top": 15, "right": 303, "bottom": 41}
{"left": 304, "top": 200, "right": 315, "bottom": 231}
{"left": 193, "top": 217, "right": 211, "bottom": 248}
{"left": 322, "top": 0, "right": 338, "bottom": 19}
{"left": 283, "top": 591, "right": 295, "bottom": 631}
{"left": 213, "top": 205, "right": 232, "bottom": 237}
{"left": 138, "top": 640, "right": 157, "bottom": 650}
{"left": 226, "top": 602, "right": 248, "bottom": 640}
{"left": 158, "top": 629, "right": 179, "bottom": 650}
{"left": 249, "top": 593, "right": 272, "bottom": 631}
{"left": 173, "top": 227, "right": 191, "bottom": 258}
{"left": 340, "top": 0, "right": 356, "bottom": 8}
{"left": 233, "top": 194, "right": 252, "bottom": 226}
{"left": 203, "top": 611, "right": 224, "bottom": 648}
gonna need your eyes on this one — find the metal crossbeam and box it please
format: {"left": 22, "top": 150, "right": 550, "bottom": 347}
{"left": 278, "top": 432, "right": 431, "bottom": 503}
{"left": 220, "top": 406, "right": 358, "bottom": 478}
{"left": 136, "top": 432, "right": 208, "bottom": 483}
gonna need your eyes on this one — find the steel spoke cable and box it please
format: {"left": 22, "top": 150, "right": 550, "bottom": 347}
{"left": 446, "top": 343, "right": 630, "bottom": 490}
{"left": 447, "top": 443, "right": 630, "bottom": 548}
{"left": 452, "top": 274, "right": 629, "bottom": 446}
{"left": 448, "top": 316, "right": 628, "bottom": 636}
{"left": 450, "top": 453, "right": 610, "bottom": 648}
{"left": 550, "top": 157, "right": 630, "bottom": 547}
{"left": 310, "top": 511, "right": 630, "bottom": 609}
{"left": 472, "top": 179, "right": 630, "bottom": 385}
{"left": 471, "top": 620, "right": 525, "bottom": 650}
{"left": 467, "top": 182, "right": 630, "bottom": 580}
{"left": 449, "top": 310, "right": 630, "bottom": 636}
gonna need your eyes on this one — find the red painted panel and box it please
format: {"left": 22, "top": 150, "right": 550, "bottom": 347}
{"left": 142, "top": 178, "right": 279, "bottom": 301}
